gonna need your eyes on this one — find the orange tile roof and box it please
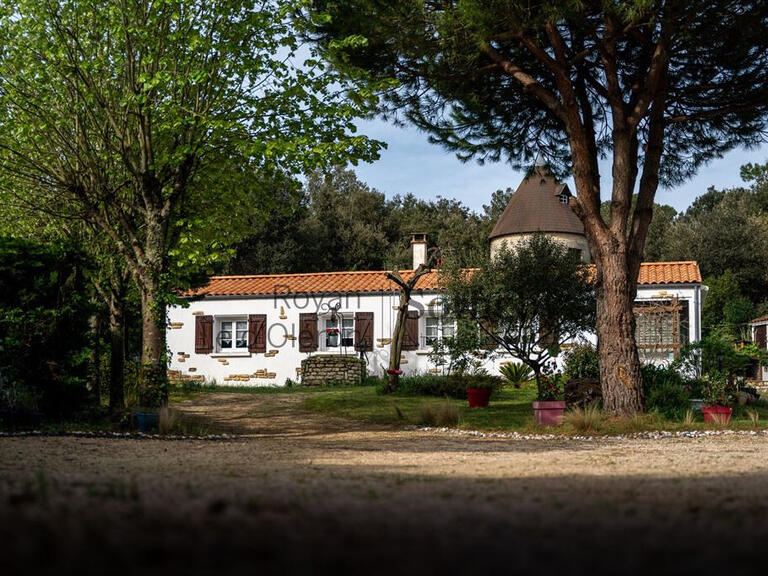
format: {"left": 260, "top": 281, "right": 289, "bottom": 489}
{"left": 184, "top": 261, "right": 701, "bottom": 298}
{"left": 752, "top": 315, "right": 768, "bottom": 324}
{"left": 635, "top": 261, "right": 702, "bottom": 285}
{"left": 183, "top": 269, "right": 441, "bottom": 297}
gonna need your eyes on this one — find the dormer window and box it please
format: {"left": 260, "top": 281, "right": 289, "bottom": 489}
{"left": 559, "top": 193, "right": 569, "bottom": 204}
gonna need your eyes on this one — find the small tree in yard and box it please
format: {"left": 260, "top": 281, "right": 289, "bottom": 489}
{"left": 442, "top": 234, "right": 595, "bottom": 399}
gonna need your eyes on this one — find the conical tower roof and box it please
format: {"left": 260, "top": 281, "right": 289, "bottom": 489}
{"left": 488, "top": 165, "right": 585, "bottom": 240}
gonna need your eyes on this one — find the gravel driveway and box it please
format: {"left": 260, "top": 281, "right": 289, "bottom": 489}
{"left": 1, "top": 393, "right": 767, "bottom": 575}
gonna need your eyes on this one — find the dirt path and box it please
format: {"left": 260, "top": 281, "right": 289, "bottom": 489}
{"left": 2, "top": 392, "right": 768, "bottom": 575}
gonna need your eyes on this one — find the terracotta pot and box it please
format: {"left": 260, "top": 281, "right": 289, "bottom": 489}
{"left": 532, "top": 400, "right": 566, "bottom": 426}
{"left": 467, "top": 387, "right": 492, "bottom": 408}
{"left": 702, "top": 405, "right": 732, "bottom": 425}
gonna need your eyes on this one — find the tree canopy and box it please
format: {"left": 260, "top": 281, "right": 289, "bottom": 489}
{"left": 312, "top": 0, "right": 768, "bottom": 413}
{"left": 441, "top": 234, "right": 596, "bottom": 396}
{"left": 0, "top": 0, "right": 382, "bottom": 403}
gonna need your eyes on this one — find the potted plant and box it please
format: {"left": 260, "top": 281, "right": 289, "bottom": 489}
{"left": 499, "top": 362, "right": 533, "bottom": 389}
{"left": 701, "top": 371, "right": 733, "bottom": 424}
{"left": 532, "top": 364, "right": 566, "bottom": 426}
{"left": 465, "top": 370, "right": 500, "bottom": 408}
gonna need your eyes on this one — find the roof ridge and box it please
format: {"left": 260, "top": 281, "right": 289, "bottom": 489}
{"left": 208, "top": 269, "right": 427, "bottom": 280}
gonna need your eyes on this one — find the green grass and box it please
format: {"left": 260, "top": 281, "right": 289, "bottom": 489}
{"left": 298, "top": 383, "right": 768, "bottom": 435}
{"left": 301, "top": 385, "right": 541, "bottom": 430}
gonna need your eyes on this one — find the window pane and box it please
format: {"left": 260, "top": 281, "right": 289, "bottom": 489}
{"left": 425, "top": 316, "right": 439, "bottom": 344}
{"left": 220, "top": 321, "right": 232, "bottom": 348}
{"left": 442, "top": 318, "right": 455, "bottom": 338}
{"left": 342, "top": 317, "right": 354, "bottom": 346}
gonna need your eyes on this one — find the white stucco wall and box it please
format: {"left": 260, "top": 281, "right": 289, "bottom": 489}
{"left": 167, "top": 282, "right": 704, "bottom": 386}
{"left": 490, "top": 232, "right": 591, "bottom": 262}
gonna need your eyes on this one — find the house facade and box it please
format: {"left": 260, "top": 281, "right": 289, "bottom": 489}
{"left": 167, "top": 166, "right": 706, "bottom": 386}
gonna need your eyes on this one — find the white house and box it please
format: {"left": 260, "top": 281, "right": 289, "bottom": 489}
{"left": 167, "top": 167, "right": 705, "bottom": 386}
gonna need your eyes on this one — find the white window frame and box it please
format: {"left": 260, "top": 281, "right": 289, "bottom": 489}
{"left": 215, "top": 316, "right": 249, "bottom": 354}
{"left": 323, "top": 315, "right": 354, "bottom": 350}
{"left": 423, "top": 314, "right": 456, "bottom": 348}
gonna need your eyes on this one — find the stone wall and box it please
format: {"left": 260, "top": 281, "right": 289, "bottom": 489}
{"left": 301, "top": 354, "right": 365, "bottom": 386}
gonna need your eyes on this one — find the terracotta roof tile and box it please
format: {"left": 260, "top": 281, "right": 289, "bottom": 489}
{"left": 184, "top": 261, "right": 702, "bottom": 298}
{"left": 635, "top": 261, "right": 702, "bottom": 285}
{"left": 752, "top": 315, "right": 768, "bottom": 324}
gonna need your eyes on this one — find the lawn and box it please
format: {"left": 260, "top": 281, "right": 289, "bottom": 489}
{"left": 299, "top": 383, "right": 768, "bottom": 435}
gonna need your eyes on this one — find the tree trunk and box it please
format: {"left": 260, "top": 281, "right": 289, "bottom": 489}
{"left": 593, "top": 252, "right": 644, "bottom": 414}
{"left": 139, "top": 286, "right": 168, "bottom": 407}
{"left": 88, "top": 313, "right": 101, "bottom": 403}
{"left": 385, "top": 291, "right": 410, "bottom": 393}
{"left": 108, "top": 294, "right": 126, "bottom": 414}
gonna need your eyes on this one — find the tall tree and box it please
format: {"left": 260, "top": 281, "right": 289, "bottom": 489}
{"left": 0, "top": 0, "right": 381, "bottom": 404}
{"left": 312, "top": 1, "right": 768, "bottom": 413}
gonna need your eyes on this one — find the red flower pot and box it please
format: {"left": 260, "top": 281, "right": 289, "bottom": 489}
{"left": 702, "top": 405, "right": 732, "bottom": 425}
{"left": 533, "top": 401, "right": 566, "bottom": 426}
{"left": 467, "top": 387, "right": 492, "bottom": 408}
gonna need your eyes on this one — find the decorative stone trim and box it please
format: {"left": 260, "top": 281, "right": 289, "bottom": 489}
{"left": 169, "top": 322, "right": 184, "bottom": 329}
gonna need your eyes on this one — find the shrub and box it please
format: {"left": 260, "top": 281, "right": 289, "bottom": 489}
{"left": 417, "top": 401, "right": 459, "bottom": 427}
{"left": 642, "top": 365, "right": 690, "bottom": 419}
{"left": 563, "top": 342, "right": 600, "bottom": 380}
{"left": 392, "top": 373, "right": 502, "bottom": 399}
{"left": 0, "top": 237, "right": 92, "bottom": 418}
{"left": 499, "top": 362, "right": 533, "bottom": 388}
{"left": 564, "top": 404, "right": 602, "bottom": 434}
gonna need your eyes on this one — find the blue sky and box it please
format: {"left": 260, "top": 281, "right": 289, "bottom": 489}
{"left": 352, "top": 119, "right": 768, "bottom": 214}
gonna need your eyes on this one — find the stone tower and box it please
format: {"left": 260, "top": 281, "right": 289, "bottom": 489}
{"left": 489, "top": 159, "right": 590, "bottom": 262}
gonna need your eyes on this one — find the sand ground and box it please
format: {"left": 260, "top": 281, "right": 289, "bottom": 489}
{"left": 1, "top": 393, "right": 767, "bottom": 575}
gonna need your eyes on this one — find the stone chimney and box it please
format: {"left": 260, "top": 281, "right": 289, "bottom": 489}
{"left": 411, "top": 233, "right": 428, "bottom": 269}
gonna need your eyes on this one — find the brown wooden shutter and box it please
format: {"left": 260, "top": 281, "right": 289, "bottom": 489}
{"left": 354, "top": 312, "right": 374, "bottom": 351}
{"left": 299, "top": 313, "right": 318, "bottom": 352}
{"left": 756, "top": 324, "right": 767, "bottom": 349}
{"left": 402, "top": 310, "right": 420, "bottom": 351}
{"left": 195, "top": 315, "right": 213, "bottom": 354}
{"left": 480, "top": 318, "right": 497, "bottom": 350}
{"left": 248, "top": 314, "right": 267, "bottom": 353}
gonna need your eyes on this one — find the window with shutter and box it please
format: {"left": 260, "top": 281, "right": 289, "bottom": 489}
{"left": 299, "top": 313, "right": 318, "bottom": 352}
{"left": 195, "top": 315, "right": 213, "bottom": 354}
{"left": 354, "top": 312, "right": 374, "bottom": 351}
{"left": 402, "top": 310, "right": 420, "bottom": 351}
{"left": 248, "top": 314, "right": 267, "bottom": 353}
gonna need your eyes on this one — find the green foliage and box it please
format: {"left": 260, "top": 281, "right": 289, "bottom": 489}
{"left": 537, "top": 367, "right": 565, "bottom": 401}
{"left": 701, "top": 371, "right": 733, "bottom": 407}
{"left": 563, "top": 343, "right": 600, "bottom": 380}
{"left": 388, "top": 373, "right": 502, "bottom": 399}
{"left": 442, "top": 234, "right": 595, "bottom": 384}
{"left": 499, "top": 362, "right": 533, "bottom": 388}
{"left": 0, "top": 237, "right": 92, "bottom": 416}
{"left": 675, "top": 333, "right": 766, "bottom": 380}
{"left": 228, "top": 167, "right": 510, "bottom": 274}
{"left": 641, "top": 365, "right": 690, "bottom": 420}
{"left": 427, "top": 321, "right": 489, "bottom": 376}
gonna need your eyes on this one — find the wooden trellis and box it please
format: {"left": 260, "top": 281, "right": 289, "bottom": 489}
{"left": 633, "top": 298, "right": 686, "bottom": 359}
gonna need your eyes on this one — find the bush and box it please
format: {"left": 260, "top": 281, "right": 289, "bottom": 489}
{"left": 0, "top": 237, "right": 92, "bottom": 418}
{"left": 642, "top": 365, "right": 690, "bottom": 419}
{"left": 391, "top": 373, "right": 502, "bottom": 399}
{"left": 565, "top": 404, "right": 602, "bottom": 434}
{"left": 563, "top": 342, "right": 600, "bottom": 380}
